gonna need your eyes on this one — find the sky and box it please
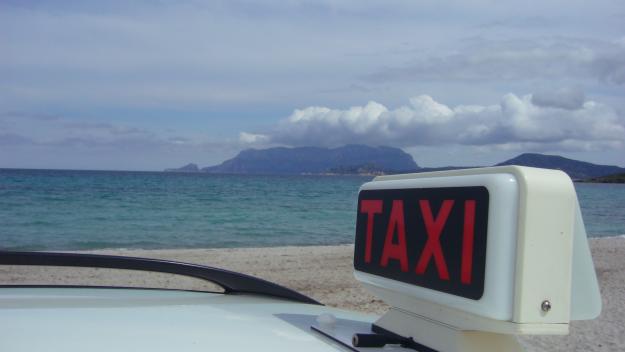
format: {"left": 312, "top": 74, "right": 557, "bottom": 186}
{"left": 1, "top": 0, "right": 624, "bottom": 170}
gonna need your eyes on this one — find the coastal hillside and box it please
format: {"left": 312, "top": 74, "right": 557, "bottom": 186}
{"left": 202, "top": 145, "right": 419, "bottom": 175}
{"left": 165, "top": 148, "right": 623, "bottom": 179}
{"left": 496, "top": 153, "right": 625, "bottom": 180}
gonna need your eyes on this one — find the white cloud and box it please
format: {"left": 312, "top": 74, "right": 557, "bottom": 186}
{"left": 239, "top": 132, "right": 270, "bottom": 145}
{"left": 251, "top": 93, "right": 625, "bottom": 153}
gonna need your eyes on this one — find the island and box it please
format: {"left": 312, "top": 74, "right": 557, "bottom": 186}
{"left": 164, "top": 163, "right": 199, "bottom": 173}
{"left": 200, "top": 145, "right": 419, "bottom": 175}
{"left": 165, "top": 147, "right": 625, "bottom": 180}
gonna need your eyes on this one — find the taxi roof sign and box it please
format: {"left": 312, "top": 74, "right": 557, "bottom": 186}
{"left": 353, "top": 166, "right": 601, "bottom": 340}
{"left": 355, "top": 186, "right": 490, "bottom": 300}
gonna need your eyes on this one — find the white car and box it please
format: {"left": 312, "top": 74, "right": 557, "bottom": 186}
{"left": 1, "top": 251, "right": 403, "bottom": 352}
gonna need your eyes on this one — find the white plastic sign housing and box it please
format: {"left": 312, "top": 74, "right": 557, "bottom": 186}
{"left": 353, "top": 166, "right": 601, "bottom": 336}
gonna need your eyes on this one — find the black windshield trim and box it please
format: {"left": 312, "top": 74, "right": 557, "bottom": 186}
{"left": 0, "top": 251, "right": 321, "bottom": 305}
{"left": 0, "top": 284, "right": 224, "bottom": 295}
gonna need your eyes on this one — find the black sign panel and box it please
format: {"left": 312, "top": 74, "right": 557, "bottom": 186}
{"left": 354, "top": 186, "right": 489, "bottom": 300}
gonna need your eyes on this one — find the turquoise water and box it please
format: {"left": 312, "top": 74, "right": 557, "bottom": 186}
{"left": 1, "top": 169, "right": 624, "bottom": 251}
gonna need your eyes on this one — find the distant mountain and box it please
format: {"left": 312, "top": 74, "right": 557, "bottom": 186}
{"left": 165, "top": 149, "right": 623, "bottom": 179}
{"left": 496, "top": 153, "right": 625, "bottom": 180}
{"left": 164, "top": 163, "right": 199, "bottom": 172}
{"left": 202, "top": 145, "right": 419, "bottom": 175}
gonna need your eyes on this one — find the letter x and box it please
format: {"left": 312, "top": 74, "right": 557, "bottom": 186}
{"left": 415, "top": 200, "right": 454, "bottom": 280}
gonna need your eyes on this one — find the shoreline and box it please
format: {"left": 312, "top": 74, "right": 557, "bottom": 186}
{"left": 2, "top": 237, "right": 624, "bottom": 351}
{"left": 9, "top": 233, "right": 625, "bottom": 253}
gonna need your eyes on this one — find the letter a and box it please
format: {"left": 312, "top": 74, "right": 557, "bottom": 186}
{"left": 380, "top": 200, "right": 409, "bottom": 272}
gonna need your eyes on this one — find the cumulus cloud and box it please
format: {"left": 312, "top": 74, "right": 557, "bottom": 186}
{"left": 248, "top": 93, "right": 625, "bottom": 152}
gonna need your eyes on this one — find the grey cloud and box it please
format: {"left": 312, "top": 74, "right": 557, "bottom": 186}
{"left": 531, "top": 88, "right": 585, "bottom": 110}
{"left": 0, "top": 133, "right": 33, "bottom": 146}
{"left": 167, "top": 136, "right": 193, "bottom": 145}
{"left": 47, "top": 137, "right": 102, "bottom": 148}
{"left": 366, "top": 37, "right": 625, "bottom": 85}
{"left": 45, "top": 135, "right": 180, "bottom": 150}
{"left": 0, "top": 111, "right": 178, "bottom": 150}
{"left": 593, "top": 48, "right": 625, "bottom": 84}
{"left": 3, "top": 0, "right": 622, "bottom": 112}
{"left": 62, "top": 121, "right": 150, "bottom": 137}
{"left": 478, "top": 16, "right": 556, "bottom": 29}
{"left": 1, "top": 111, "right": 62, "bottom": 121}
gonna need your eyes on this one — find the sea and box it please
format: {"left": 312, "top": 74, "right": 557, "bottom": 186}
{"left": 1, "top": 168, "right": 624, "bottom": 251}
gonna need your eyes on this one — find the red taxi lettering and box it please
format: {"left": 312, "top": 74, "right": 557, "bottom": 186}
{"left": 360, "top": 200, "right": 383, "bottom": 263}
{"left": 358, "top": 196, "right": 480, "bottom": 286}
{"left": 415, "top": 200, "right": 453, "bottom": 280}
{"left": 380, "top": 200, "right": 409, "bottom": 272}
{"left": 461, "top": 200, "right": 476, "bottom": 284}
{"left": 356, "top": 187, "right": 488, "bottom": 299}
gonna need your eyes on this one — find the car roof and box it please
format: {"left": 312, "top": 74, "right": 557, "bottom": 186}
{"left": 0, "top": 287, "right": 409, "bottom": 352}
{"left": 0, "top": 251, "right": 412, "bottom": 351}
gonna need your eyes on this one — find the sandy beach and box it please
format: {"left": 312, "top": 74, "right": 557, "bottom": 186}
{"left": 2, "top": 237, "right": 623, "bottom": 351}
